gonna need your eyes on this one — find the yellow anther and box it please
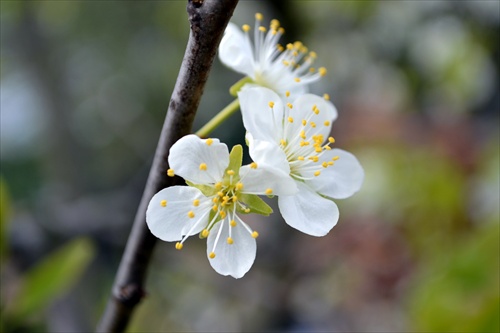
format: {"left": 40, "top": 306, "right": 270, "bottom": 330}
{"left": 199, "top": 163, "right": 207, "bottom": 171}
{"left": 328, "top": 161, "right": 334, "bottom": 166}
{"left": 193, "top": 199, "right": 200, "bottom": 207}
{"left": 315, "top": 147, "right": 323, "bottom": 153}
{"left": 292, "top": 51, "right": 299, "bottom": 57}
{"left": 310, "top": 156, "right": 319, "bottom": 162}
{"left": 324, "top": 146, "right": 332, "bottom": 150}
{"left": 278, "top": 27, "right": 285, "bottom": 34}
{"left": 280, "top": 139, "right": 287, "bottom": 146}
{"left": 285, "top": 91, "right": 290, "bottom": 97}
{"left": 250, "top": 162, "right": 258, "bottom": 169}
{"left": 288, "top": 116, "right": 294, "bottom": 123}
{"left": 258, "top": 26, "right": 267, "bottom": 33}
{"left": 282, "top": 60, "right": 290, "bottom": 66}
{"left": 299, "top": 141, "right": 309, "bottom": 147}
{"left": 242, "top": 24, "right": 250, "bottom": 32}
{"left": 212, "top": 205, "right": 218, "bottom": 212}
{"left": 294, "top": 41, "right": 303, "bottom": 49}
{"left": 244, "top": 208, "right": 251, "bottom": 213}
{"left": 212, "top": 197, "right": 219, "bottom": 203}
{"left": 269, "top": 101, "right": 275, "bottom": 108}
{"left": 313, "top": 107, "right": 320, "bottom": 115}
{"left": 328, "top": 137, "right": 335, "bottom": 143}
{"left": 167, "top": 169, "right": 175, "bottom": 177}
{"left": 294, "top": 77, "right": 301, "bottom": 82}
{"left": 310, "top": 121, "right": 317, "bottom": 128}
{"left": 314, "top": 171, "right": 321, "bottom": 177}
{"left": 227, "top": 169, "right": 235, "bottom": 176}
{"left": 201, "top": 229, "right": 209, "bottom": 238}
{"left": 324, "top": 121, "right": 330, "bottom": 126}
{"left": 175, "top": 242, "right": 183, "bottom": 250}
{"left": 300, "top": 46, "right": 308, "bottom": 53}
{"left": 220, "top": 210, "right": 227, "bottom": 219}
{"left": 302, "top": 119, "right": 307, "bottom": 126}
{"left": 230, "top": 220, "right": 237, "bottom": 227}
{"left": 206, "top": 138, "right": 214, "bottom": 146}
{"left": 227, "top": 237, "right": 234, "bottom": 245}
{"left": 160, "top": 200, "right": 167, "bottom": 207}
{"left": 309, "top": 51, "right": 318, "bottom": 59}
{"left": 323, "top": 93, "right": 330, "bottom": 100}
{"left": 300, "top": 130, "right": 306, "bottom": 139}
{"left": 265, "top": 188, "right": 273, "bottom": 195}
{"left": 286, "top": 43, "right": 294, "bottom": 50}
{"left": 298, "top": 156, "right": 305, "bottom": 161}
{"left": 287, "top": 103, "right": 293, "bottom": 109}
{"left": 188, "top": 211, "right": 195, "bottom": 218}
{"left": 255, "top": 13, "right": 263, "bottom": 21}
{"left": 319, "top": 67, "right": 327, "bottom": 76}
{"left": 215, "top": 182, "right": 222, "bottom": 189}
{"left": 251, "top": 231, "right": 259, "bottom": 238}
{"left": 232, "top": 196, "right": 238, "bottom": 202}
{"left": 236, "top": 182, "right": 244, "bottom": 190}
{"left": 277, "top": 44, "right": 284, "bottom": 52}
{"left": 223, "top": 195, "right": 230, "bottom": 202}
{"left": 322, "top": 162, "right": 328, "bottom": 168}
{"left": 218, "top": 191, "right": 224, "bottom": 197}
{"left": 270, "top": 19, "right": 280, "bottom": 26}
{"left": 209, "top": 252, "right": 216, "bottom": 259}
{"left": 333, "top": 156, "right": 340, "bottom": 161}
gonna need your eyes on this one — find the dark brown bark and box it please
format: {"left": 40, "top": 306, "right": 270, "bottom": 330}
{"left": 96, "top": 1, "right": 238, "bottom": 331}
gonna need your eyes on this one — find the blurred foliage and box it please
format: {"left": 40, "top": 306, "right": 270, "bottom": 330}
{"left": 1, "top": 0, "right": 499, "bottom": 332}
{"left": 409, "top": 222, "right": 499, "bottom": 332}
{"left": 2, "top": 238, "right": 96, "bottom": 332}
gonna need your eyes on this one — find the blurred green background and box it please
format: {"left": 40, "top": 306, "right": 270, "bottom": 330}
{"left": 1, "top": 1, "right": 499, "bottom": 332}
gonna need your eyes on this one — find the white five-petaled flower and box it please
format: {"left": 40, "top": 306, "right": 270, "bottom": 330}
{"left": 146, "top": 134, "right": 296, "bottom": 278}
{"left": 219, "top": 13, "right": 327, "bottom": 97}
{"left": 239, "top": 86, "right": 364, "bottom": 237}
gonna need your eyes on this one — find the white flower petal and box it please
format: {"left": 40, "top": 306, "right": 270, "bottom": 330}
{"left": 146, "top": 186, "right": 210, "bottom": 242}
{"left": 240, "top": 164, "right": 297, "bottom": 196}
{"left": 206, "top": 218, "right": 256, "bottom": 278}
{"left": 246, "top": 133, "right": 290, "bottom": 173}
{"left": 218, "top": 23, "right": 255, "bottom": 78}
{"left": 169, "top": 134, "right": 229, "bottom": 184}
{"left": 308, "top": 148, "right": 364, "bottom": 199}
{"left": 278, "top": 182, "right": 339, "bottom": 237}
{"left": 239, "top": 86, "right": 284, "bottom": 143}
{"left": 287, "top": 93, "right": 338, "bottom": 141}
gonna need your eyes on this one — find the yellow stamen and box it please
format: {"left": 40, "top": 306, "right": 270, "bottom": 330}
{"left": 250, "top": 162, "right": 258, "bottom": 169}
{"left": 209, "top": 252, "right": 216, "bottom": 259}
{"left": 265, "top": 188, "right": 273, "bottom": 195}
{"left": 333, "top": 156, "right": 340, "bottom": 161}
{"left": 206, "top": 138, "right": 214, "bottom": 146}
{"left": 230, "top": 220, "right": 237, "bottom": 227}
{"left": 323, "top": 93, "right": 330, "bottom": 100}
{"left": 227, "top": 237, "right": 234, "bottom": 245}
{"left": 310, "top": 121, "right": 316, "bottom": 128}
{"left": 160, "top": 200, "right": 167, "bottom": 207}
{"left": 212, "top": 197, "right": 219, "bottom": 203}
{"left": 328, "top": 137, "right": 335, "bottom": 143}
{"left": 251, "top": 231, "right": 259, "bottom": 238}
{"left": 255, "top": 13, "right": 263, "bottom": 21}
{"left": 322, "top": 162, "right": 328, "bottom": 168}
{"left": 242, "top": 24, "right": 250, "bottom": 32}
{"left": 193, "top": 199, "right": 200, "bottom": 207}
{"left": 287, "top": 102, "right": 293, "bottom": 109}
{"left": 314, "top": 171, "right": 321, "bottom": 177}
{"left": 288, "top": 116, "right": 294, "bottom": 123}
{"left": 294, "top": 77, "right": 301, "bottom": 82}
{"left": 319, "top": 67, "right": 327, "bottom": 76}
{"left": 215, "top": 182, "right": 222, "bottom": 189}
{"left": 201, "top": 229, "right": 209, "bottom": 238}
{"left": 236, "top": 182, "right": 244, "bottom": 190}
{"left": 199, "top": 163, "right": 207, "bottom": 171}
{"left": 188, "top": 211, "right": 195, "bottom": 218}
{"left": 258, "top": 26, "right": 266, "bottom": 33}
{"left": 324, "top": 121, "right": 330, "bottom": 126}
{"left": 285, "top": 91, "right": 290, "bottom": 97}
{"left": 268, "top": 101, "right": 275, "bottom": 108}
{"left": 175, "top": 242, "right": 183, "bottom": 250}
{"left": 220, "top": 210, "right": 227, "bottom": 219}
{"left": 212, "top": 205, "right": 218, "bottom": 212}
{"left": 227, "top": 169, "right": 235, "bottom": 176}
{"left": 315, "top": 147, "right": 322, "bottom": 153}
{"left": 309, "top": 51, "right": 318, "bottom": 59}
{"left": 302, "top": 119, "right": 307, "bottom": 126}
{"left": 167, "top": 169, "right": 175, "bottom": 177}
{"left": 297, "top": 156, "right": 305, "bottom": 161}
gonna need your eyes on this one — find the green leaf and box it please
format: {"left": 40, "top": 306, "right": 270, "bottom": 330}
{"left": 8, "top": 237, "right": 96, "bottom": 321}
{"left": 239, "top": 193, "right": 273, "bottom": 216}
{"left": 229, "top": 77, "right": 254, "bottom": 96}
{"left": 185, "top": 181, "right": 217, "bottom": 197}
{"left": 224, "top": 145, "right": 243, "bottom": 182}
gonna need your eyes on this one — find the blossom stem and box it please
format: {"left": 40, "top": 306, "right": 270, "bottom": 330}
{"left": 195, "top": 98, "right": 240, "bottom": 138}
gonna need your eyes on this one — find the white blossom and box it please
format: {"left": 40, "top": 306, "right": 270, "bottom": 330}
{"left": 146, "top": 134, "right": 295, "bottom": 278}
{"left": 239, "top": 86, "right": 364, "bottom": 236}
{"left": 219, "top": 13, "right": 327, "bottom": 97}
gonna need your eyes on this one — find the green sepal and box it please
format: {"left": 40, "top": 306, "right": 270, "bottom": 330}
{"left": 238, "top": 193, "right": 273, "bottom": 216}
{"left": 229, "top": 77, "right": 254, "bottom": 96}
{"left": 185, "top": 180, "right": 217, "bottom": 197}
{"left": 224, "top": 145, "right": 243, "bottom": 183}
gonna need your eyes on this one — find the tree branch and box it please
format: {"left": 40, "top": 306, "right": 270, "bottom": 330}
{"left": 96, "top": 1, "right": 238, "bottom": 331}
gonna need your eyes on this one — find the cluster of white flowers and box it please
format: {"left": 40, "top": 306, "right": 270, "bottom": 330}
{"left": 146, "top": 13, "right": 364, "bottom": 278}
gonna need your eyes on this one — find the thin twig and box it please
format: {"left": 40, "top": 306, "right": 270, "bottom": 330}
{"left": 96, "top": 1, "right": 238, "bottom": 331}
